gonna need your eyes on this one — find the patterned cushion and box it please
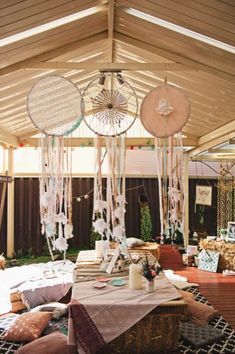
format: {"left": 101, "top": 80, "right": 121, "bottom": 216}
{"left": 0, "top": 312, "right": 52, "bottom": 342}
{"left": 180, "top": 322, "right": 224, "bottom": 347}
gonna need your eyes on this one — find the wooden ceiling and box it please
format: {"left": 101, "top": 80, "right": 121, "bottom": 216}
{"left": 0, "top": 0, "right": 234, "bottom": 159}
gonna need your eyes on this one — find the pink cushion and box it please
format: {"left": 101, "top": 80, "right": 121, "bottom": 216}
{"left": 16, "top": 332, "right": 77, "bottom": 354}
{"left": 1, "top": 312, "right": 52, "bottom": 342}
{"left": 184, "top": 297, "right": 219, "bottom": 323}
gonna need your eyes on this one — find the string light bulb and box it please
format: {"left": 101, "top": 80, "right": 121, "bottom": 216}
{"left": 76, "top": 197, "right": 81, "bottom": 202}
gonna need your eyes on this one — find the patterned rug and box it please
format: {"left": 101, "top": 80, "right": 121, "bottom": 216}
{"left": 0, "top": 289, "right": 234, "bottom": 354}
{"left": 178, "top": 287, "right": 235, "bottom": 354}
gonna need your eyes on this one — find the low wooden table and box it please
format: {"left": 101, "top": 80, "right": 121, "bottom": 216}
{"left": 69, "top": 275, "right": 186, "bottom": 354}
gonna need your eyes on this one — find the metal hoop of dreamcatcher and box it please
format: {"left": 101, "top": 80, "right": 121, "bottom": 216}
{"left": 82, "top": 72, "right": 138, "bottom": 136}
{"left": 140, "top": 82, "right": 191, "bottom": 245}
{"left": 27, "top": 74, "right": 83, "bottom": 258}
{"left": 83, "top": 72, "right": 138, "bottom": 269}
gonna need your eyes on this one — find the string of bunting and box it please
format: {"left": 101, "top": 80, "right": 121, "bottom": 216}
{"left": 18, "top": 139, "right": 155, "bottom": 150}
{"left": 74, "top": 184, "right": 146, "bottom": 202}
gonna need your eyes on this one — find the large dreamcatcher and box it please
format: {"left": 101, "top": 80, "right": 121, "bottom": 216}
{"left": 140, "top": 82, "right": 191, "bottom": 244}
{"left": 27, "top": 74, "right": 83, "bottom": 259}
{"left": 82, "top": 72, "right": 138, "bottom": 267}
{"left": 82, "top": 72, "right": 137, "bottom": 136}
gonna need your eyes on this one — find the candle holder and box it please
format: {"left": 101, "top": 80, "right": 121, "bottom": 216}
{"left": 129, "top": 263, "right": 142, "bottom": 290}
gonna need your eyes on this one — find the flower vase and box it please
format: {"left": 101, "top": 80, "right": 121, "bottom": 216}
{"left": 146, "top": 279, "right": 154, "bottom": 293}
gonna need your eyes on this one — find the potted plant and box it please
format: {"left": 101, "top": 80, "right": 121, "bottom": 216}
{"left": 138, "top": 194, "right": 153, "bottom": 242}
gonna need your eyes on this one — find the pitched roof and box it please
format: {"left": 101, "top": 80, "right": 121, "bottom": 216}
{"left": 0, "top": 0, "right": 234, "bottom": 159}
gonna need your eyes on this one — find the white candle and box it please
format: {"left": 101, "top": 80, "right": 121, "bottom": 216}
{"left": 129, "top": 263, "right": 142, "bottom": 290}
{"left": 95, "top": 240, "right": 104, "bottom": 258}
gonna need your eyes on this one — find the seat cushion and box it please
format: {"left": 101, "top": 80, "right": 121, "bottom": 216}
{"left": 0, "top": 312, "right": 52, "bottom": 342}
{"left": 15, "top": 332, "right": 77, "bottom": 354}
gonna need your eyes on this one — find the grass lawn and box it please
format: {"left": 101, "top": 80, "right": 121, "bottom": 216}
{"left": 5, "top": 248, "right": 82, "bottom": 267}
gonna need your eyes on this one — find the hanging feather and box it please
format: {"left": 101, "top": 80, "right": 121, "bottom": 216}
{"left": 40, "top": 135, "right": 73, "bottom": 259}
{"left": 155, "top": 134, "right": 185, "bottom": 243}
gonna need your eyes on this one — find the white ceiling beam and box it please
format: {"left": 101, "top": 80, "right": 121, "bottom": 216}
{"left": 0, "top": 127, "right": 18, "bottom": 147}
{"left": 23, "top": 61, "right": 194, "bottom": 71}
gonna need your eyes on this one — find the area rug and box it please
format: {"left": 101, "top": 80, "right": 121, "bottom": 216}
{"left": 178, "top": 287, "right": 235, "bottom": 353}
{"left": 0, "top": 289, "right": 234, "bottom": 354}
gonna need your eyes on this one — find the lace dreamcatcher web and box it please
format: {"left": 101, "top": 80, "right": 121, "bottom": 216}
{"left": 82, "top": 72, "right": 138, "bottom": 136}
{"left": 27, "top": 74, "right": 83, "bottom": 258}
{"left": 82, "top": 72, "right": 138, "bottom": 270}
{"left": 140, "top": 82, "right": 191, "bottom": 245}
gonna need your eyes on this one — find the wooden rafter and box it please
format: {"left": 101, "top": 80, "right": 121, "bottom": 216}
{"left": 23, "top": 62, "right": 195, "bottom": 71}
{"left": 188, "top": 121, "right": 235, "bottom": 158}
{"left": 0, "top": 127, "right": 18, "bottom": 147}
{"left": 199, "top": 121, "right": 235, "bottom": 146}
{"left": 108, "top": 0, "right": 115, "bottom": 63}
{"left": 21, "top": 136, "right": 198, "bottom": 148}
{"left": 0, "top": 32, "right": 107, "bottom": 77}
{"left": 114, "top": 33, "right": 235, "bottom": 82}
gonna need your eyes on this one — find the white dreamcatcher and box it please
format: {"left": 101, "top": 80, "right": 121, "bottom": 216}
{"left": 82, "top": 72, "right": 138, "bottom": 267}
{"left": 27, "top": 74, "right": 83, "bottom": 259}
{"left": 140, "top": 82, "right": 191, "bottom": 244}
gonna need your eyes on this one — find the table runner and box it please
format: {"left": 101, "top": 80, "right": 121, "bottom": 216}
{"left": 68, "top": 275, "right": 180, "bottom": 354}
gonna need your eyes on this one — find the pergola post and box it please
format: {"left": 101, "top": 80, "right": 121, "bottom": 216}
{"left": 7, "top": 148, "right": 14, "bottom": 258}
{"left": 183, "top": 152, "right": 189, "bottom": 248}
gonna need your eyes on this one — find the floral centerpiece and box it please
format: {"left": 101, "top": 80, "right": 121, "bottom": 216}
{"left": 140, "top": 256, "right": 162, "bottom": 292}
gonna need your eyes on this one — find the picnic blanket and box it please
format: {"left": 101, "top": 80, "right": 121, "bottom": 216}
{"left": 0, "top": 260, "right": 74, "bottom": 314}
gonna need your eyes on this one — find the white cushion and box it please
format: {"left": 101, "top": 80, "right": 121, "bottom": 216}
{"left": 126, "top": 237, "right": 145, "bottom": 248}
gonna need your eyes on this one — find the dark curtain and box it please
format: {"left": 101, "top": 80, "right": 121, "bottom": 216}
{"left": 1, "top": 177, "right": 218, "bottom": 254}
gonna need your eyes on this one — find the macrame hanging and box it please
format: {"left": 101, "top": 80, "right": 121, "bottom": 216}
{"left": 92, "top": 135, "right": 127, "bottom": 260}
{"left": 27, "top": 74, "right": 83, "bottom": 259}
{"left": 140, "top": 82, "right": 190, "bottom": 244}
{"left": 217, "top": 163, "right": 235, "bottom": 235}
{"left": 82, "top": 72, "right": 138, "bottom": 264}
